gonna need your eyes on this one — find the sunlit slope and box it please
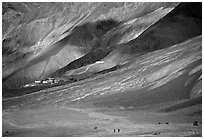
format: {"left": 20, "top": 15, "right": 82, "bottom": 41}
{"left": 2, "top": 2, "right": 177, "bottom": 89}
{"left": 3, "top": 35, "right": 201, "bottom": 112}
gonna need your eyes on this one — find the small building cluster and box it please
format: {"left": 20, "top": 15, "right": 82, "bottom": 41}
{"left": 22, "top": 78, "right": 58, "bottom": 88}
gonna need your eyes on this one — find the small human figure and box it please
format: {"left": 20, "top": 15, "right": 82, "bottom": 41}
{"left": 114, "top": 129, "right": 116, "bottom": 132}
{"left": 118, "top": 129, "right": 120, "bottom": 132}
{"left": 193, "top": 121, "right": 198, "bottom": 126}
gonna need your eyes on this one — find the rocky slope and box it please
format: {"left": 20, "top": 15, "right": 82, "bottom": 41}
{"left": 3, "top": 2, "right": 179, "bottom": 89}
{"left": 3, "top": 2, "right": 202, "bottom": 90}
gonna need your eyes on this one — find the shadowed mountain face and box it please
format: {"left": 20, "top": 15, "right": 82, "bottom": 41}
{"left": 2, "top": 2, "right": 201, "bottom": 89}
{"left": 2, "top": 2, "right": 202, "bottom": 137}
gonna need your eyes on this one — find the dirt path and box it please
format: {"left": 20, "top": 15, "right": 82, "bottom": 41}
{"left": 2, "top": 104, "right": 202, "bottom": 137}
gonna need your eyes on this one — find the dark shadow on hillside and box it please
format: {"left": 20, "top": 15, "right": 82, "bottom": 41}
{"left": 50, "top": 19, "right": 120, "bottom": 77}
{"left": 121, "top": 2, "right": 202, "bottom": 55}
{"left": 50, "top": 2, "right": 202, "bottom": 79}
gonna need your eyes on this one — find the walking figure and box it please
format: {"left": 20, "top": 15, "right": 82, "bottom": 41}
{"left": 193, "top": 121, "right": 198, "bottom": 126}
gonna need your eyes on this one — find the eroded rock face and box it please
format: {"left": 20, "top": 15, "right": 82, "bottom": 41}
{"left": 2, "top": 2, "right": 201, "bottom": 90}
